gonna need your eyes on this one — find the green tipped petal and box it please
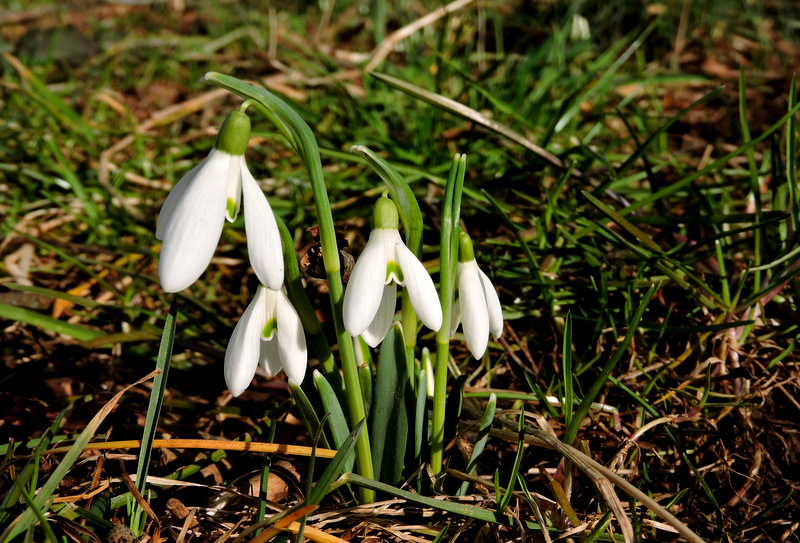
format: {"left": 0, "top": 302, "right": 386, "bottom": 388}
{"left": 386, "top": 260, "right": 404, "bottom": 284}
{"left": 262, "top": 317, "right": 278, "bottom": 341}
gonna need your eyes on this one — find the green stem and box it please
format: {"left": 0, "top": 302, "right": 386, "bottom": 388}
{"left": 401, "top": 292, "right": 418, "bottom": 383}
{"left": 202, "top": 72, "right": 374, "bottom": 502}
{"left": 431, "top": 155, "right": 466, "bottom": 475}
{"left": 276, "top": 216, "right": 345, "bottom": 402}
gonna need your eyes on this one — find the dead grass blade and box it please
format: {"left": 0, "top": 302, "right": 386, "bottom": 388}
{"left": 119, "top": 462, "right": 161, "bottom": 543}
{"left": 365, "top": 0, "right": 476, "bottom": 72}
{"left": 44, "top": 439, "right": 337, "bottom": 458}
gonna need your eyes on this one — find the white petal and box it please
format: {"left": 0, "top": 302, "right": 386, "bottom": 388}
{"left": 275, "top": 289, "right": 307, "bottom": 383}
{"left": 158, "top": 150, "right": 230, "bottom": 292}
{"left": 225, "top": 154, "right": 242, "bottom": 222}
{"left": 450, "top": 299, "right": 461, "bottom": 337}
{"left": 156, "top": 159, "right": 206, "bottom": 240}
{"left": 478, "top": 268, "right": 504, "bottom": 338}
{"left": 343, "top": 229, "right": 390, "bottom": 337}
{"left": 224, "top": 286, "right": 268, "bottom": 396}
{"left": 458, "top": 261, "right": 490, "bottom": 359}
{"left": 361, "top": 283, "right": 397, "bottom": 347}
{"left": 395, "top": 241, "right": 442, "bottom": 332}
{"left": 241, "top": 163, "right": 284, "bottom": 290}
{"left": 259, "top": 335, "right": 283, "bottom": 377}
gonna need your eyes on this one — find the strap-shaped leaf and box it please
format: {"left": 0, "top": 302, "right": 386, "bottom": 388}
{"left": 368, "top": 324, "right": 410, "bottom": 485}
{"left": 313, "top": 371, "right": 355, "bottom": 474}
{"left": 308, "top": 419, "right": 365, "bottom": 505}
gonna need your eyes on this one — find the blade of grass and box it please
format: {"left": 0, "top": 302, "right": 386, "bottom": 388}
{"left": 289, "top": 381, "right": 332, "bottom": 451}
{"left": 496, "top": 408, "right": 524, "bottom": 515}
{"left": 17, "top": 486, "right": 58, "bottom": 543}
{"left": 562, "top": 312, "right": 574, "bottom": 429}
{"left": 0, "top": 303, "right": 105, "bottom": 342}
{"left": 786, "top": 77, "right": 800, "bottom": 235}
{"left": 130, "top": 298, "right": 177, "bottom": 533}
{"left": 0, "top": 407, "right": 68, "bottom": 517}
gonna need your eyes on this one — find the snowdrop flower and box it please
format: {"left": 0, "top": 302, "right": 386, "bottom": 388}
{"left": 224, "top": 285, "right": 307, "bottom": 397}
{"left": 343, "top": 196, "right": 442, "bottom": 347}
{"left": 570, "top": 14, "right": 590, "bottom": 41}
{"left": 156, "top": 109, "right": 283, "bottom": 292}
{"left": 452, "top": 230, "right": 503, "bottom": 359}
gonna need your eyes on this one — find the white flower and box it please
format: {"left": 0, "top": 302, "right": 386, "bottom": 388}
{"left": 156, "top": 110, "right": 283, "bottom": 292}
{"left": 451, "top": 232, "right": 503, "bottom": 359}
{"left": 570, "top": 14, "right": 590, "bottom": 41}
{"left": 224, "top": 285, "right": 307, "bottom": 397}
{"left": 343, "top": 197, "right": 442, "bottom": 347}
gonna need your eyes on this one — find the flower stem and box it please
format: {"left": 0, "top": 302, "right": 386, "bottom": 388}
{"left": 431, "top": 154, "right": 466, "bottom": 475}
{"left": 275, "top": 216, "right": 346, "bottom": 407}
{"left": 202, "top": 72, "right": 375, "bottom": 502}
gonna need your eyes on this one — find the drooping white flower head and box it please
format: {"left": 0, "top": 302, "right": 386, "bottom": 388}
{"left": 451, "top": 230, "right": 503, "bottom": 359}
{"left": 343, "top": 196, "right": 442, "bottom": 347}
{"left": 224, "top": 285, "right": 307, "bottom": 397}
{"left": 156, "top": 110, "right": 283, "bottom": 292}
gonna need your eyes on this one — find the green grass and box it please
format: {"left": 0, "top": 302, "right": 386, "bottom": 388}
{"left": 2, "top": 0, "right": 800, "bottom": 541}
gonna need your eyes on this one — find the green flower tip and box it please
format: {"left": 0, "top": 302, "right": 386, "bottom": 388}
{"left": 458, "top": 229, "right": 475, "bottom": 262}
{"left": 215, "top": 110, "right": 251, "bottom": 156}
{"left": 373, "top": 195, "right": 399, "bottom": 229}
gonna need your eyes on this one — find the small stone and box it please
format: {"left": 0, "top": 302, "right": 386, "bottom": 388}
{"left": 106, "top": 525, "right": 136, "bottom": 543}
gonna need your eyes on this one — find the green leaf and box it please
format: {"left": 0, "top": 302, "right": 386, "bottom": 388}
{"left": 414, "top": 369, "right": 428, "bottom": 461}
{"left": 289, "top": 381, "right": 331, "bottom": 450}
{"left": 368, "top": 324, "right": 410, "bottom": 485}
{"left": 350, "top": 145, "right": 423, "bottom": 255}
{"left": 307, "top": 419, "right": 365, "bottom": 505}
{"left": 313, "top": 371, "right": 355, "bottom": 474}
